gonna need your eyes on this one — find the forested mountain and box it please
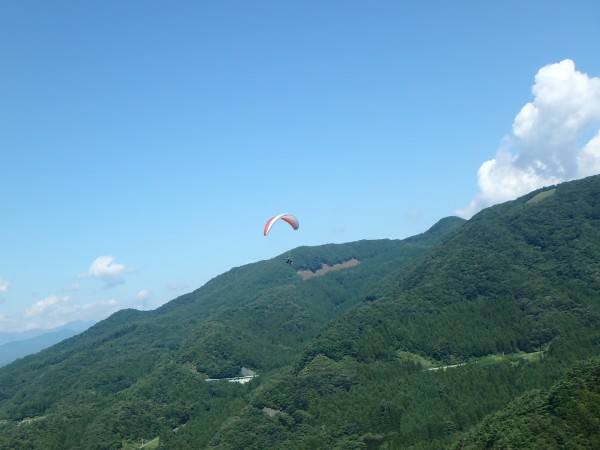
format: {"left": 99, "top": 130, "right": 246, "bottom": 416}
{"left": 451, "top": 357, "right": 600, "bottom": 449}
{"left": 0, "top": 216, "right": 462, "bottom": 449}
{"left": 0, "top": 176, "right": 599, "bottom": 449}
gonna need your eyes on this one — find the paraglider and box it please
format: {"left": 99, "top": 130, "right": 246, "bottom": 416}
{"left": 263, "top": 213, "right": 299, "bottom": 236}
{"left": 264, "top": 213, "right": 299, "bottom": 265}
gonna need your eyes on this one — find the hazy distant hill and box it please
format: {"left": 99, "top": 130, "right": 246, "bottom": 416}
{"left": 0, "top": 322, "right": 93, "bottom": 367}
{"left": 0, "top": 329, "right": 77, "bottom": 368}
{"left": 0, "top": 330, "right": 43, "bottom": 347}
{"left": 0, "top": 321, "right": 93, "bottom": 346}
{"left": 0, "top": 176, "right": 598, "bottom": 449}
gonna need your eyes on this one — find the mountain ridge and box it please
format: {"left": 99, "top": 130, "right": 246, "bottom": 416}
{"left": 0, "top": 176, "right": 599, "bottom": 449}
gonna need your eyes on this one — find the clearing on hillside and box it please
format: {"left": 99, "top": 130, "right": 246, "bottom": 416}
{"left": 297, "top": 258, "right": 360, "bottom": 280}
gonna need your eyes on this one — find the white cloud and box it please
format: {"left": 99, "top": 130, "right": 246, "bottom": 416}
{"left": 0, "top": 294, "right": 121, "bottom": 332}
{"left": 24, "top": 295, "right": 73, "bottom": 318}
{"left": 405, "top": 209, "right": 423, "bottom": 220}
{"left": 458, "top": 59, "right": 600, "bottom": 218}
{"left": 134, "top": 289, "right": 153, "bottom": 310}
{"left": 0, "top": 314, "right": 20, "bottom": 332}
{"left": 22, "top": 295, "right": 120, "bottom": 329}
{"left": 0, "top": 278, "right": 9, "bottom": 294}
{"left": 80, "top": 255, "right": 133, "bottom": 287}
{"left": 63, "top": 282, "right": 81, "bottom": 292}
{"left": 136, "top": 289, "right": 151, "bottom": 300}
{"left": 577, "top": 131, "right": 600, "bottom": 176}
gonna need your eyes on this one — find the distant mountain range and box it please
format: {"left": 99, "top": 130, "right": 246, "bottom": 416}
{"left": 0, "top": 175, "right": 598, "bottom": 449}
{"left": 0, "top": 321, "right": 93, "bottom": 367}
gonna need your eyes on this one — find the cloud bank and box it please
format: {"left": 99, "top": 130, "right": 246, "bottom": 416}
{"left": 458, "top": 59, "right": 600, "bottom": 218}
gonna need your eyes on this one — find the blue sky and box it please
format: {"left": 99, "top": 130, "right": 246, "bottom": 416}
{"left": 1, "top": 1, "right": 599, "bottom": 332}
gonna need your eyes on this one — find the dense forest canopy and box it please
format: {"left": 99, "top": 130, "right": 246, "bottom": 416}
{"left": 0, "top": 176, "right": 599, "bottom": 449}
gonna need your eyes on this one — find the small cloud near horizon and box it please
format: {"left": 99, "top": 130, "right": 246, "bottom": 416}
{"left": 79, "top": 256, "right": 134, "bottom": 287}
{"left": 0, "top": 278, "right": 9, "bottom": 294}
{"left": 63, "top": 282, "right": 81, "bottom": 292}
{"left": 24, "top": 295, "right": 74, "bottom": 319}
{"left": 135, "top": 289, "right": 152, "bottom": 309}
{"left": 458, "top": 59, "right": 600, "bottom": 218}
{"left": 21, "top": 295, "right": 120, "bottom": 331}
{"left": 136, "top": 289, "right": 151, "bottom": 301}
{"left": 405, "top": 209, "right": 423, "bottom": 220}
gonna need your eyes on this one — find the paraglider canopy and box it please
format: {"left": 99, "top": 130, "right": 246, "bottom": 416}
{"left": 264, "top": 213, "right": 299, "bottom": 236}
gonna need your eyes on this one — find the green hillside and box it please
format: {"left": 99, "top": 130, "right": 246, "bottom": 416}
{"left": 1, "top": 176, "right": 599, "bottom": 449}
{"left": 451, "top": 357, "right": 600, "bottom": 449}
{"left": 189, "top": 176, "right": 600, "bottom": 450}
{"left": 0, "top": 218, "right": 462, "bottom": 449}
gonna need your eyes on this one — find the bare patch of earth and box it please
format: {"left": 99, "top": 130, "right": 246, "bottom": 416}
{"left": 297, "top": 258, "right": 360, "bottom": 280}
{"left": 262, "top": 407, "right": 285, "bottom": 417}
